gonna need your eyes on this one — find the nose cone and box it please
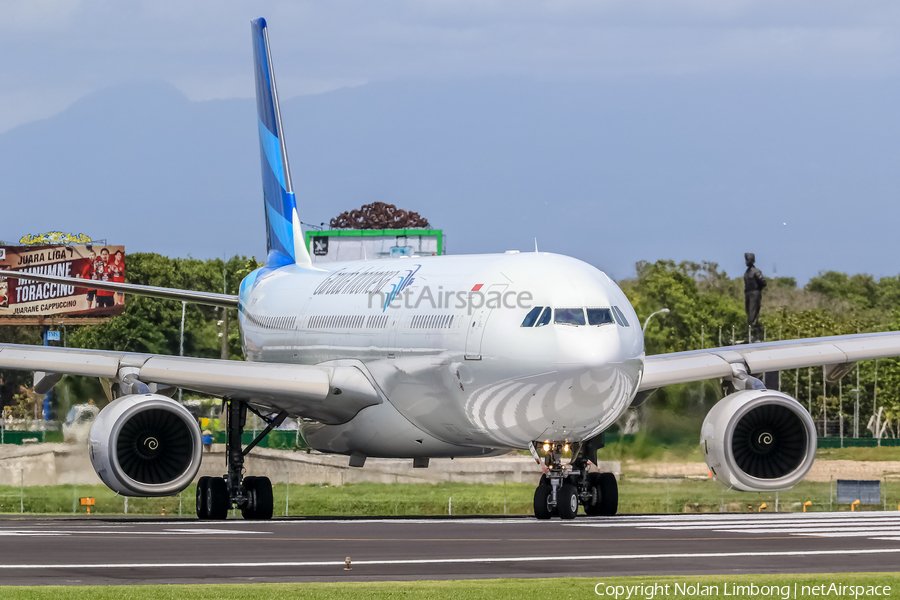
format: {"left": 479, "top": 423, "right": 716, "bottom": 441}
{"left": 531, "top": 321, "right": 643, "bottom": 442}
{"left": 555, "top": 324, "right": 623, "bottom": 368}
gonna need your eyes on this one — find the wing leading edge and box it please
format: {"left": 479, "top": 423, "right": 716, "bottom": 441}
{"left": 0, "top": 270, "right": 238, "bottom": 308}
{"left": 641, "top": 331, "right": 900, "bottom": 391}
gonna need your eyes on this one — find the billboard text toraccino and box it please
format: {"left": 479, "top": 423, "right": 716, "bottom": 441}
{"left": 0, "top": 245, "right": 125, "bottom": 317}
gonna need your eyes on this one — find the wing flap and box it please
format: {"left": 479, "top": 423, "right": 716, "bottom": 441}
{"left": 833, "top": 334, "right": 900, "bottom": 362}
{"left": 739, "top": 343, "right": 846, "bottom": 373}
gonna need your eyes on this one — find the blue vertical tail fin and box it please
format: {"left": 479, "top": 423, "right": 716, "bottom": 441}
{"left": 251, "top": 18, "right": 311, "bottom": 268}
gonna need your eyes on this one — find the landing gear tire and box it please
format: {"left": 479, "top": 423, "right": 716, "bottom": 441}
{"left": 597, "top": 472, "right": 618, "bottom": 516}
{"left": 196, "top": 476, "right": 210, "bottom": 519}
{"left": 242, "top": 476, "right": 274, "bottom": 520}
{"left": 533, "top": 484, "right": 553, "bottom": 520}
{"left": 206, "top": 477, "right": 230, "bottom": 520}
{"left": 557, "top": 484, "right": 579, "bottom": 520}
{"left": 591, "top": 473, "right": 619, "bottom": 516}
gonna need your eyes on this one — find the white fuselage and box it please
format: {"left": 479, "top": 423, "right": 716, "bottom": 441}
{"left": 238, "top": 252, "right": 644, "bottom": 458}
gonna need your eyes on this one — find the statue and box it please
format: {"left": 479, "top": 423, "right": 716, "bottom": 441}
{"left": 330, "top": 202, "right": 430, "bottom": 230}
{"left": 743, "top": 252, "right": 766, "bottom": 339}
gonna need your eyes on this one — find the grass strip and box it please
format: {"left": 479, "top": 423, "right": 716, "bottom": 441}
{"left": 2, "top": 573, "right": 900, "bottom": 599}
{"left": 2, "top": 477, "right": 899, "bottom": 516}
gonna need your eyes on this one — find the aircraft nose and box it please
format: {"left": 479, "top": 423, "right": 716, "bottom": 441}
{"left": 555, "top": 327, "right": 622, "bottom": 370}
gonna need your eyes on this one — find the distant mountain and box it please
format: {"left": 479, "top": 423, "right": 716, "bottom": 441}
{"left": 1, "top": 77, "right": 899, "bottom": 281}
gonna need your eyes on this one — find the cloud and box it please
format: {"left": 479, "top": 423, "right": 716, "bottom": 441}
{"left": 1, "top": 1, "right": 899, "bottom": 130}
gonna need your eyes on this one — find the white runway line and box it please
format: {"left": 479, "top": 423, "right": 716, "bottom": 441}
{"left": 571, "top": 515, "right": 900, "bottom": 528}
{"left": 0, "top": 527, "right": 270, "bottom": 537}
{"left": 569, "top": 513, "right": 900, "bottom": 542}
{"left": 0, "top": 532, "right": 69, "bottom": 537}
{"left": 2, "top": 547, "right": 900, "bottom": 570}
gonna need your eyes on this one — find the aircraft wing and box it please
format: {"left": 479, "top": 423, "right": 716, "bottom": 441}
{"left": 0, "top": 270, "right": 238, "bottom": 308}
{"left": 640, "top": 331, "right": 900, "bottom": 391}
{"left": 0, "top": 344, "right": 381, "bottom": 425}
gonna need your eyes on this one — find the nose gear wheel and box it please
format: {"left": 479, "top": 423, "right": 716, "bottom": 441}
{"left": 530, "top": 435, "right": 617, "bottom": 520}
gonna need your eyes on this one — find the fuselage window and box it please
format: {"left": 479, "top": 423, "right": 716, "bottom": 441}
{"left": 554, "top": 308, "right": 586, "bottom": 326}
{"left": 520, "top": 306, "right": 543, "bottom": 327}
{"left": 535, "top": 307, "right": 552, "bottom": 327}
{"left": 612, "top": 306, "right": 630, "bottom": 327}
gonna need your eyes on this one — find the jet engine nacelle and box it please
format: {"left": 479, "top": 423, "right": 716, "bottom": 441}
{"left": 88, "top": 394, "right": 202, "bottom": 497}
{"left": 701, "top": 389, "right": 816, "bottom": 492}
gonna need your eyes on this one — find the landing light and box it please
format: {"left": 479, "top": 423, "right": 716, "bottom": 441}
{"left": 542, "top": 442, "right": 550, "bottom": 452}
{"left": 563, "top": 444, "right": 569, "bottom": 453}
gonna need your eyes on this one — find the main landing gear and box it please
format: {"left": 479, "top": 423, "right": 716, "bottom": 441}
{"left": 532, "top": 435, "right": 617, "bottom": 520}
{"left": 196, "top": 399, "right": 286, "bottom": 520}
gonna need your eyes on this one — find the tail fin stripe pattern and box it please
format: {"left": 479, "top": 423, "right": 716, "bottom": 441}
{"left": 258, "top": 118, "right": 287, "bottom": 192}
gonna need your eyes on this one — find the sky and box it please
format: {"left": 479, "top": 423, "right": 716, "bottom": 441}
{"left": 2, "top": 1, "right": 900, "bottom": 282}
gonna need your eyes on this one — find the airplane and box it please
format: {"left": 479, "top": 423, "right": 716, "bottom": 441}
{"left": 3, "top": 18, "right": 900, "bottom": 520}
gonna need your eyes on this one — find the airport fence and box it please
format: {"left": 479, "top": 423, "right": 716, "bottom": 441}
{"left": 0, "top": 428, "right": 303, "bottom": 448}
{"left": 605, "top": 432, "right": 900, "bottom": 450}
{"left": 210, "top": 430, "right": 305, "bottom": 450}
{"left": 1, "top": 477, "right": 899, "bottom": 517}
{"left": 816, "top": 437, "right": 900, "bottom": 448}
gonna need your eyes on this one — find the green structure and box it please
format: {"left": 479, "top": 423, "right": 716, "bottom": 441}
{"left": 304, "top": 229, "right": 444, "bottom": 263}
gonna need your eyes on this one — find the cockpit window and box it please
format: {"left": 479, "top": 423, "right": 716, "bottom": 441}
{"left": 554, "top": 308, "right": 586, "bottom": 326}
{"left": 612, "top": 306, "right": 630, "bottom": 327}
{"left": 587, "top": 308, "right": 615, "bottom": 326}
{"left": 520, "top": 306, "right": 543, "bottom": 327}
{"left": 535, "top": 307, "right": 552, "bottom": 327}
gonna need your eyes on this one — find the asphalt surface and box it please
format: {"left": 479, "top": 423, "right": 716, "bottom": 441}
{"left": 1, "top": 512, "right": 900, "bottom": 585}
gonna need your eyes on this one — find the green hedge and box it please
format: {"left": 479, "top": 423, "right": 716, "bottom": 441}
{"left": 0, "top": 429, "right": 302, "bottom": 448}
{"left": 817, "top": 437, "right": 900, "bottom": 448}
{"left": 0, "top": 430, "right": 63, "bottom": 445}
{"left": 211, "top": 429, "right": 305, "bottom": 450}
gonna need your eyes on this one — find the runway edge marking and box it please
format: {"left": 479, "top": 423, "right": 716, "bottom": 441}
{"left": 4, "top": 547, "right": 900, "bottom": 569}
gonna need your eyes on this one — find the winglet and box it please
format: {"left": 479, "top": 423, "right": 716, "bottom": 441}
{"left": 251, "top": 18, "right": 312, "bottom": 268}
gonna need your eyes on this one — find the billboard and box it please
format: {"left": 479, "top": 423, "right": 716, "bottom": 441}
{"left": 0, "top": 244, "right": 126, "bottom": 317}
{"left": 306, "top": 229, "right": 443, "bottom": 264}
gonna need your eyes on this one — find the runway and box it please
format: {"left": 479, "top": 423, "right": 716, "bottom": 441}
{"left": 1, "top": 512, "right": 900, "bottom": 585}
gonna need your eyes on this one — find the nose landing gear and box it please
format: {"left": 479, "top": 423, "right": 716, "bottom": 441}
{"left": 531, "top": 436, "right": 618, "bottom": 520}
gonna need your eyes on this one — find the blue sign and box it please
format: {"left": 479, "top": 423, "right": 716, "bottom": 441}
{"left": 46, "top": 331, "right": 60, "bottom": 342}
